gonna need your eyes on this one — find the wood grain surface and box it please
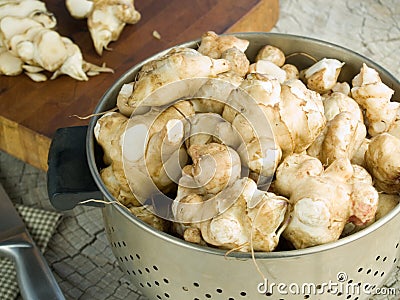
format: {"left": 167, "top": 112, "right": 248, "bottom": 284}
{"left": 0, "top": 0, "right": 279, "bottom": 170}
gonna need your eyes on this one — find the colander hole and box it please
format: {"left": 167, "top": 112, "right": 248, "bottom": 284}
{"left": 396, "top": 243, "right": 399, "bottom": 248}
{"left": 126, "top": 270, "right": 130, "bottom": 275}
{"left": 124, "top": 256, "right": 128, "bottom": 261}
{"left": 357, "top": 282, "right": 361, "bottom": 286}
{"left": 118, "top": 241, "right": 121, "bottom": 247}
{"left": 119, "top": 257, "right": 123, "bottom": 263}
{"left": 337, "top": 292, "right": 343, "bottom": 296}
{"left": 163, "top": 278, "right": 169, "bottom": 284}
{"left": 130, "top": 254, "right": 134, "bottom": 260}
{"left": 304, "top": 296, "right": 310, "bottom": 299}
{"left": 132, "top": 270, "right": 136, "bottom": 275}
{"left": 265, "top": 292, "right": 272, "bottom": 296}
{"left": 194, "top": 298, "right": 200, "bottom": 300}
{"left": 193, "top": 282, "right": 199, "bottom": 287}
{"left": 371, "top": 285, "right": 376, "bottom": 289}
{"left": 146, "top": 282, "right": 151, "bottom": 287}
{"left": 354, "top": 297, "right": 359, "bottom": 300}
{"left": 380, "top": 271, "right": 385, "bottom": 277}
{"left": 157, "top": 296, "right": 161, "bottom": 300}
{"left": 357, "top": 267, "right": 363, "bottom": 273}
{"left": 240, "top": 291, "right": 247, "bottom": 296}
{"left": 122, "top": 241, "right": 126, "bottom": 246}
{"left": 182, "top": 286, "right": 188, "bottom": 292}
{"left": 111, "top": 227, "right": 115, "bottom": 232}
{"left": 346, "top": 295, "right": 351, "bottom": 299}
{"left": 383, "top": 256, "right": 387, "bottom": 262}
{"left": 228, "top": 298, "right": 235, "bottom": 300}
{"left": 365, "top": 284, "right": 369, "bottom": 289}
{"left": 366, "top": 269, "right": 371, "bottom": 274}
{"left": 394, "top": 258, "right": 398, "bottom": 264}
{"left": 155, "top": 281, "right": 159, "bottom": 286}
{"left": 375, "top": 256, "right": 380, "bottom": 261}
{"left": 138, "top": 269, "right": 142, "bottom": 275}
{"left": 113, "top": 242, "right": 117, "bottom": 247}
{"left": 145, "top": 268, "right": 150, "bottom": 273}
{"left": 216, "top": 288, "right": 223, "bottom": 293}
{"left": 348, "top": 279, "right": 353, "bottom": 284}
{"left": 153, "top": 265, "right": 159, "bottom": 271}
{"left": 140, "top": 283, "right": 144, "bottom": 288}
{"left": 164, "top": 293, "right": 170, "bottom": 298}
{"left": 316, "top": 284, "right": 322, "bottom": 290}
{"left": 205, "top": 294, "right": 212, "bottom": 298}
{"left": 374, "top": 271, "right": 379, "bottom": 276}
{"left": 136, "top": 254, "right": 141, "bottom": 259}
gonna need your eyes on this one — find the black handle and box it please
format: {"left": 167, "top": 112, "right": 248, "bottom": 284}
{"left": 47, "top": 126, "right": 103, "bottom": 211}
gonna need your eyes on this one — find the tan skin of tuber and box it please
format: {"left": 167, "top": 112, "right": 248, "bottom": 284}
{"left": 88, "top": 0, "right": 141, "bottom": 55}
{"left": 307, "top": 111, "right": 366, "bottom": 166}
{"left": 117, "top": 47, "right": 231, "bottom": 116}
{"left": 197, "top": 31, "right": 249, "bottom": 59}
{"left": 95, "top": 102, "right": 195, "bottom": 202}
{"left": 351, "top": 63, "right": 398, "bottom": 136}
{"left": 66, "top": 0, "right": 141, "bottom": 55}
{"left": 274, "top": 154, "right": 378, "bottom": 249}
{"left": 179, "top": 143, "right": 241, "bottom": 196}
{"left": 302, "top": 58, "right": 344, "bottom": 94}
{"left": 365, "top": 133, "right": 400, "bottom": 194}
{"left": 175, "top": 178, "right": 288, "bottom": 252}
{"left": 255, "top": 44, "right": 285, "bottom": 67}
{"left": 0, "top": 3, "right": 112, "bottom": 81}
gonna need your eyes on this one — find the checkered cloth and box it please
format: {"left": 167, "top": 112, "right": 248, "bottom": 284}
{"left": 0, "top": 204, "right": 62, "bottom": 300}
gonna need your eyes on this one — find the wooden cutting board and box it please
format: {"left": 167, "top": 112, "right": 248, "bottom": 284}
{"left": 0, "top": 0, "right": 279, "bottom": 170}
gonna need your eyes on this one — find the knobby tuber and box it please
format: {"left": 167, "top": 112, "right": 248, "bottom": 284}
{"left": 173, "top": 177, "right": 288, "bottom": 252}
{"left": 365, "top": 133, "right": 400, "bottom": 194}
{"left": 0, "top": 0, "right": 112, "bottom": 81}
{"left": 117, "top": 47, "right": 231, "bottom": 116}
{"left": 351, "top": 63, "right": 397, "bottom": 136}
{"left": 66, "top": 0, "right": 141, "bottom": 55}
{"left": 274, "top": 154, "right": 378, "bottom": 249}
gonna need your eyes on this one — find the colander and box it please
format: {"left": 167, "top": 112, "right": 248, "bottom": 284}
{"left": 47, "top": 33, "right": 400, "bottom": 300}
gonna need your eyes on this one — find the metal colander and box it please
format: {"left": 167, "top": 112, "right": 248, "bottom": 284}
{"left": 84, "top": 33, "right": 400, "bottom": 300}
{"left": 102, "top": 203, "right": 400, "bottom": 300}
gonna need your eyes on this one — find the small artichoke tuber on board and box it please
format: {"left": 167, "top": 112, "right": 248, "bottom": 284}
{"left": 0, "top": 0, "right": 113, "bottom": 81}
{"left": 66, "top": 0, "right": 141, "bottom": 55}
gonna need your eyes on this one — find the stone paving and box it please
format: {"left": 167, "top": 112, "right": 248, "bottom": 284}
{"left": 1, "top": 0, "right": 399, "bottom": 299}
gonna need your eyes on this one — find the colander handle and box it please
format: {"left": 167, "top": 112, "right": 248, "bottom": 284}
{"left": 47, "top": 126, "right": 103, "bottom": 211}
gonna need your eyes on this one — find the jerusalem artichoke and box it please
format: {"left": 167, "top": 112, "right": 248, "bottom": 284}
{"left": 307, "top": 111, "right": 366, "bottom": 165}
{"left": 351, "top": 63, "right": 397, "bottom": 136}
{"left": 274, "top": 154, "right": 378, "bottom": 249}
{"left": 66, "top": 0, "right": 141, "bottom": 55}
{"left": 117, "top": 48, "right": 230, "bottom": 116}
{"left": 302, "top": 58, "right": 344, "bottom": 94}
{"left": 174, "top": 177, "right": 288, "bottom": 252}
{"left": 94, "top": 103, "right": 194, "bottom": 205}
{"left": 365, "top": 133, "right": 400, "bottom": 194}
{"left": 197, "top": 31, "right": 249, "bottom": 59}
{"left": 255, "top": 45, "right": 285, "bottom": 67}
{"left": 0, "top": 1, "right": 112, "bottom": 81}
